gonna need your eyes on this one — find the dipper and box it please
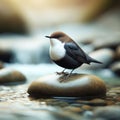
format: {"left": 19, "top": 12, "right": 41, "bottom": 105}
{"left": 45, "top": 31, "right": 102, "bottom": 75}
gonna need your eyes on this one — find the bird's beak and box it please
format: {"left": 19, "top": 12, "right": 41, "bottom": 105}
{"left": 45, "top": 36, "right": 51, "bottom": 38}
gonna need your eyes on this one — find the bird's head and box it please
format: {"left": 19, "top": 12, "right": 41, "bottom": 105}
{"left": 45, "top": 31, "right": 72, "bottom": 43}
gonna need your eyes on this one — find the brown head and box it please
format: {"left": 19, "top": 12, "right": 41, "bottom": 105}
{"left": 45, "top": 31, "right": 73, "bottom": 43}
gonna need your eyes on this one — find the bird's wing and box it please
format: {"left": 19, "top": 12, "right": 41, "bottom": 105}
{"left": 64, "top": 42, "right": 89, "bottom": 63}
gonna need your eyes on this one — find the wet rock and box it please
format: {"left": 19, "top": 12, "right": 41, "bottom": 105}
{"left": 108, "top": 87, "right": 120, "bottom": 95}
{"left": 0, "top": 49, "right": 14, "bottom": 63}
{"left": 110, "top": 62, "right": 120, "bottom": 76}
{"left": 0, "top": 68, "right": 26, "bottom": 84}
{"left": 94, "top": 106, "right": 120, "bottom": 120}
{"left": 80, "top": 48, "right": 115, "bottom": 69}
{"left": 83, "top": 111, "right": 93, "bottom": 118}
{"left": 77, "top": 98, "right": 107, "bottom": 106}
{"left": 81, "top": 105, "right": 93, "bottom": 111}
{"left": 64, "top": 106, "right": 83, "bottom": 113}
{"left": 93, "top": 36, "right": 120, "bottom": 49}
{"left": 115, "top": 46, "right": 120, "bottom": 60}
{"left": 0, "top": 104, "right": 79, "bottom": 120}
{"left": 0, "top": 61, "right": 4, "bottom": 69}
{"left": 107, "top": 101, "right": 115, "bottom": 106}
{"left": 28, "top": 73, "right": 106, "bottom": 97}
{"left": 0, "top": 0, "right": 27, "bottom": 34}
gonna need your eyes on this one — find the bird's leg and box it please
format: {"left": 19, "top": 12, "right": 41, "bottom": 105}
{"left": 59, "top": 69, "right": 75, "bottom": 82}
{"left": 56, "top": 68, "right": 66, "bottom": 75}
{"left": 65, "top": 69, "right": 75, "bottom": 78}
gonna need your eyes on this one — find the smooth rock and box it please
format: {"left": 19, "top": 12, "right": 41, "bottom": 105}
{"left": 93, "top": 36, "right": 120, "bottom": 49}
{"left": 0, "top": 68, "right": 26, "bottom": 84}
{"left": 94, "top": 106, "right": 120, "bottom": 120}
{"left": 77, "top": 98, "right": 107, "bottom": 106}
{"left": 64, "top": 106, "right": 83, "bottom": 113}
{"left": 0, "top": 104, "right": 79, "bottom": 120}
{"left": 116, "top": 46, "right": 120, "bottom": 60}
{"left": 0, "top": 0, "right": 27, "bottom": 34}
{"left": 81, "top": 105, "right": 93, "bottom": 111}
{"left": 0, "top": 61, "right": 4, "bottom": 69}
{"left": 28, "top": 73, "right": 106, "bottom": 97}
{"left": 110, "top": 62, "right": 120, "bottom": 76}
{"left": 80, "top": 48, "right": 115, "bottom": 69}
{"left": 0, "top": 49, "right": 14, "bottom": 63}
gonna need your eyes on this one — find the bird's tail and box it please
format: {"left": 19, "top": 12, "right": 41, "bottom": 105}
{"left": 90, "top": 57, "right": 102, "bottom": 64}
{"left": 86, "top": 55, "right": 102, "bottom": 64}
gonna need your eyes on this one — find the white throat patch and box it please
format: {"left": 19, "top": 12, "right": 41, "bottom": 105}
{"left": 49, "top": 39, "right": 66, "bottom": 61}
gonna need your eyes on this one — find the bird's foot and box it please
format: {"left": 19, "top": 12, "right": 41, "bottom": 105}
{"left": 56, "top": 71, "right": 63, "bottom": 75}
{"left": 56, "top": 69, "right": 67, "bottom": 75}
{"left": 56, "top": 71, "right": 68, "bottom": 75}
{"left": 58, "top": 73, "right": 71, "bottom": 82}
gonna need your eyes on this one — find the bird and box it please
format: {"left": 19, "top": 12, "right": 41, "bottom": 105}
{"left": 45, "top": 31, "right": 102, "bottom": 77}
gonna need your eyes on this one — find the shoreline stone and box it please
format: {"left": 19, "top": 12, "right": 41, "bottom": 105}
{"left": 80, "top": 48, "right": 115, "bottom": 70}
{"left": 28, "top": 73, "right": 106, "bottom": 98}
{"left": 94, "top": 106, "right": 120, "bottom": 120}
{"left": 110, "top": 62, "right": 120, "bottom": 76}
{"left": 0, "top": 61, "right": 4, "bottom": 69}
{"left": 0, "top": 68, "right": 26, "bottom": 84}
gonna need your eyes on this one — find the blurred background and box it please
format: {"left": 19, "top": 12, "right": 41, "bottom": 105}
{"left": 0, "top": 0, "right": 120, "bottom": 80}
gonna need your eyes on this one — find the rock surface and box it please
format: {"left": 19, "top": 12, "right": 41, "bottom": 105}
{"left": 80, "top": 48, "right": 115, "bottom": 70}
{"left": 116, "top": 46, "right": 120, "bottom": 60}
{"left": 28, "top": 73, "right": 106, "bottom": 97}
{"left": 0, "top": 49, "right": 14, "bottom": 63}
{"left": 0, "top": 61, "right": 4, "bottom": 69}
{"left": 93, "top": 36, "right": 120, "bottom": 49}
{"left": 0, "top": 68, "right": 26, "bottom": 84}
{"left": 94, "top": 106, "right": 120, "bottom": 120}
{"left": 110, "top": 62, "right": 120, "bottom": 76}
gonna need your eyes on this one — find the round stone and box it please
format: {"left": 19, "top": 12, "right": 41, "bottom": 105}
{"left": 0, "top": 68, "right": 26, "bottom": 84}
{"left": 94, "top": 106, "right": 120, "bottom": 120}
{"left": 110, "top": 62, "right": 120, "bottom": 76}
{"left": 28, "top": 73, "right": 106, "bottom": 97}
{"left": 0, "top": 61, "right": 4, "bottom": 69}
{"left": 64, "top": 106, "right": 83, "bottom": 113}
{"left": 116, "top": 46, "right": 120, "bottom": 60}
{"left": 80, "top": 48, "right": 115, "bottom": 69}
{"left": 93, "top": 37, "right": 120, "bottom": 49}
{"left": 0, "top": 49, "right": 13, "bottom": 63}
{"left": 81, "top": 105, "right": 92, "bottom": 111}
{"left": 77, "top": 98, "right": 107, "bottom": 106}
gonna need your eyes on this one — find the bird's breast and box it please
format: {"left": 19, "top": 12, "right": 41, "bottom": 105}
{"left": 49, "top": 43, "right": 66, "bottom": 61}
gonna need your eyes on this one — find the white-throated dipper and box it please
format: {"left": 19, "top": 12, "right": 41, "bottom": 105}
{"left": 45, "top": 31, "right": 102, "bottom": 76}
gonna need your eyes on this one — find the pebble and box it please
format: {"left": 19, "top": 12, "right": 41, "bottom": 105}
{"left": 0, "top": 68, "right": 26, "bottom": 84}
{"left": 64, "top": 106, "right": 83, "bottom": 113}
{"left": 80, "top": 48, "right": 115, "bottom": 69}
{"left": 28, "top": 73, "right": 106, "bottom": 97}
{"left": 94, "top": 106, "right": 120, "bottom": 120}
{"left": 110, "top": 62, "right": 120, "bottom": 76}
{"left": 106, "top": 100, "right": 115, "bottom": 105}
{"left": 81, "top": 105, "right": 93, "bottom": 111}
{"left": 77, "top": 98, "right": 107, "bottom": 106}
{"left": 83, "top": 111, "right": 93, "bottom": 118}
